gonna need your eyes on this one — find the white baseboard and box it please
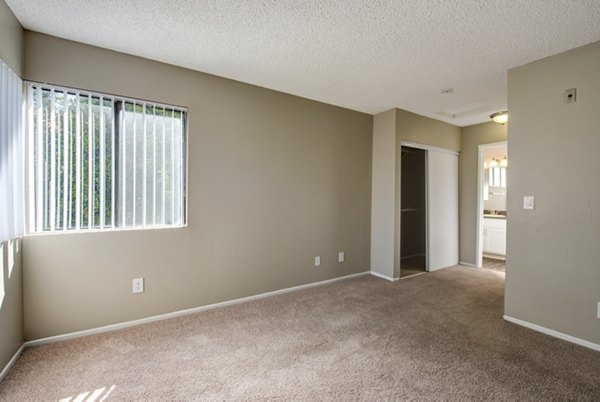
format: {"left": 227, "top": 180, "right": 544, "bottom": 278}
{"left": 0, "top": 344, "right": 25, "bottom": 383}
{"left": 503, "top": 315, "right": 600, "bottom": 352}
{"left": 25, "top": 271, "right": 370, "bottom": 347}
{"left": 459, "top": 261, "right": 478, "bottom": 267}
{"left": 370, "top": 271, "right": 399, "bottom": 282}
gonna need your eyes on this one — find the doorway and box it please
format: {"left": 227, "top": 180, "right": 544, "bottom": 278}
{"left": 476, "top": 142, "right": 507, "bottom": 269}
{"left": 399, "top": 142, "right": 459, "bottom": 278}
{"left": 400, "top": 146, "right": 427, "bottom": 277}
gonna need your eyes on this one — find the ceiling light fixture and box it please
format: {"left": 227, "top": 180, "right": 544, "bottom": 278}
{"left": 487, "top": 156, "right": 508, "bottom": 169}
{"left": 490, "top": 111, "right": 508, "bottom": 124}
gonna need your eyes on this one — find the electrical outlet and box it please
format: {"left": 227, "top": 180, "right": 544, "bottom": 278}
{"left": 132, "top": 278, "right": 144, "bottom": 294}
{"left": 597, "top": 302, "right": 600, "bottom": 319}
{"left": 314, "top": 256, "right": 321, "bottom": 267}
{"left": 338, "top": 252, "right": 345, "bottom": 263}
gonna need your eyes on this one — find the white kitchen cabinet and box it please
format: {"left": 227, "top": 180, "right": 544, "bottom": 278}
{"left": 483, "top": 218, "right": 506, "bottom": 256}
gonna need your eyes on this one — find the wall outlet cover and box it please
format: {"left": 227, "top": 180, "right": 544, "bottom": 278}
{"left": 133, "top": 278, "right": 144, "bottom": 294}
{"left": 338, "top": 252, "right": 345, "bottom": 263}
{"left": 314, "top": 256, "right": 321, "bottom": 267}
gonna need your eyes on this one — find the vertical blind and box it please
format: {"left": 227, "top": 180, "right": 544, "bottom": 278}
{"left": 0, "top": 60, "right": 24, "bottom": 243}
{"left": 26, "top": 83, "right": 186, "bottom": 233}
{"left": 117, "top": 101, "right": 186, "bottom": 229}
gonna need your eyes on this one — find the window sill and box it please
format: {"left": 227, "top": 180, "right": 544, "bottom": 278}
{"left": 25, "top": 224, "right": 188, "bottom": 237}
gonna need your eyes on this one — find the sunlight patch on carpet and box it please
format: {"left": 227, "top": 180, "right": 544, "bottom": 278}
{"left": 59, "top": 384, "right": 116, "bottom": 402}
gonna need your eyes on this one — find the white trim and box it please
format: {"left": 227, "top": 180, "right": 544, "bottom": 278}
{"left": 503, "top": 315, "right": 600, "bottom": 352}
{"left": 370, "top": 271, "right": 399, "bottom": 282}
{"left": 400, "top": 141, "right": 460, "bottom": 156}
{"left": 24, "top": 222, "right": 188, "bottom": 238}
{"left": 24, "top": 80, "right": 188, "bottom": 112}
{"left": 0, "top": 344, "right": 25, "bottom": 383}
{"left": 476, "top": 141, "right": 507, "bottom": 269}
{"left": 25, "top": 271, "right": 369, "bottom": 347}
{"left": 459, "top": 261, "right": 477, "bottom": 267}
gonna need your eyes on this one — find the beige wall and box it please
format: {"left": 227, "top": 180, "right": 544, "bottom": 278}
{"left": 22, "top": 32, "right": 373, "bottom": 340}
{"left": 370, "top": 108, "right": 461, "bottom": 279}
{"left": 396, "top": 109, "right": 461, "bottom": 152}
{"left": 0, "top": 240, "right": 23, "bottom": 375}
{"left": 370, "top": 110, "right": 396, "bottom": 279}
{"left": 0, "top": 0, "right": 23, "bottom": 75}
{"left": 506, "top": 41, "right": 600, "bottom": 344}
{"left": 459, "top": 122, "right": 507, "bottom": 265}
{"left": 0, "top": 0, "right": 24, "bottom": 374}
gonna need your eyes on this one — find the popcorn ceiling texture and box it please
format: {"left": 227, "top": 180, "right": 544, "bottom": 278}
{"left": 6, "top": 0, "right": 600, "bottom": 126}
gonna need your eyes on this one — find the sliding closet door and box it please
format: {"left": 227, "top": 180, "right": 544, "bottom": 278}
{"left": 427, "top": 150, "right": 459, "bottom": 271}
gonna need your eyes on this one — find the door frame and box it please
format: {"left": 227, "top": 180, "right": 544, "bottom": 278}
{"left": 476, "top": 141, "right": 507, "bottom": 268}
{"left": 401, "top": 141, "right": 459, "bottom": 272}
{"left": 399, "top": 143, "right": 429, "bottom": 272}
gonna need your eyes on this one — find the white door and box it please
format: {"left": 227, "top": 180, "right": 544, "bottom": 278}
{"left": 427, "top": 150, "right": 459, "bottom": 271}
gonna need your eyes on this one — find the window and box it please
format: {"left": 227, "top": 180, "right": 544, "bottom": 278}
{"left": 26, "top": 83, "right": 187, "bottom": 233}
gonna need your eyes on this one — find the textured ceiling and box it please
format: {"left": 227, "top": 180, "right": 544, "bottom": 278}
{"left": 7, "top": 0, "right": 600, "bottom": 126}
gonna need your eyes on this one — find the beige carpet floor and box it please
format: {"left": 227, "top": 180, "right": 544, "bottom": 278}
{"left": 1, "top": 266, "right": 599, "bottom": 400}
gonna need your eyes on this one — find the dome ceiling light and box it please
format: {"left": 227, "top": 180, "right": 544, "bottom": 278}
{"left": 490, "top": 111, "right": 508, "bottom": 124}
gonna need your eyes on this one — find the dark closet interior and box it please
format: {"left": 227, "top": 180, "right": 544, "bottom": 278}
{"left": 400, "top": 146, "right": 427, "bottom": 277}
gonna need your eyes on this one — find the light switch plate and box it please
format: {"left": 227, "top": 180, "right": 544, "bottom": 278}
{"left": 314, "top": 256, "right": 321, "bottom": 267}
{"left": 523, "top": 195, "right": 535, "bottom": 210}
{"left": 338, "top": 252, "right": 345, "bottom": 263}
{"left": 597, "top": 302, "right": 600, "bottom": 319}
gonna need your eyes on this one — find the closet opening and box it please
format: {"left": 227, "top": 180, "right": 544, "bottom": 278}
{"left": 400, "top": 146, "right": 427, "bottom": 277}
